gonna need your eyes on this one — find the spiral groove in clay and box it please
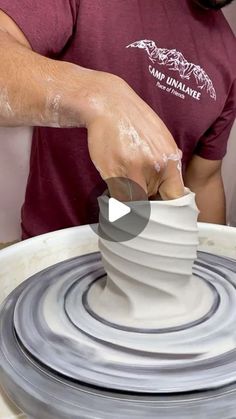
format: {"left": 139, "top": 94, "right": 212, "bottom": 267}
{"left": 88, "top": 193, "right": 214, "bottom": 328}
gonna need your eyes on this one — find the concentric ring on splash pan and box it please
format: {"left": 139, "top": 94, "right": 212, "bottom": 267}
{"left": 6, "top": 251, "right": 236, "bottom": 395}
{"left": 82, "top": 276, "right": 220, "bottom": 334}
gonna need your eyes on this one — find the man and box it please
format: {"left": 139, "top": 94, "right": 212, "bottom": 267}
{"left": 0, "top": 0, "right": 235, "bottom": 238}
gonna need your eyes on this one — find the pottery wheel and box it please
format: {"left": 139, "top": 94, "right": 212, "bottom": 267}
{"left": 1, "top": 251, "right": 236, "bottom": 418}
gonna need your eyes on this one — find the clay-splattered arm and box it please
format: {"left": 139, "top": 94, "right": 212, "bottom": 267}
{"left": 0, "top": 10, "right": 185, "bottom": 201}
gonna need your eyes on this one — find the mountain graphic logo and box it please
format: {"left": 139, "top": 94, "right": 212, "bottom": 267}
{"left": 127, "top": 40, "right": 216, "bottom": 100}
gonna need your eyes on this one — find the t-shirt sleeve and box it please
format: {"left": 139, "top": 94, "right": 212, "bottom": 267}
{"left": 195, "top": 81, "right": 236, "bottom": 161}
{"left": 0, "top": 0, "right": 78, "bottom": 57}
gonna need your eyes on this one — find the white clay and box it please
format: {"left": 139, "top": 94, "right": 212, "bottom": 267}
{"left": 0, "top": 87, "right": 14, "bottom": 117}
{"left": 88, "top": 191, "right": 214, "bottom": 328}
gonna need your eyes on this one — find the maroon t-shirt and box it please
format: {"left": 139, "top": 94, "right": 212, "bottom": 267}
{"left": 0, "top": 0, "right": 235, "bottom": 238}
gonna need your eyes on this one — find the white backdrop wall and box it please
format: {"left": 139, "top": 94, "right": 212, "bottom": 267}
{"left": 0, "top": 127, "right": 32, "bottom": 243}
{"left": 0, "top": 3, "right": 235, "bottom": 243}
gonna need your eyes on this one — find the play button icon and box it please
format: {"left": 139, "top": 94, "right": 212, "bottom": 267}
{"left": 88, "top": 177, "right": 151, "bottom": 242}
{"left": 108, "top": 198, "right": 131, "bottom": 222}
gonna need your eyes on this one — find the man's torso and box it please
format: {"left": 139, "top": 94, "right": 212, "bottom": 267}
{"left": 22, "top": 0, "right": 235, "bottom": 237}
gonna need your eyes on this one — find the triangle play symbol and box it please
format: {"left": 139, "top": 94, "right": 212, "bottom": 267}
{"left": 108, "top": 198, "right": 131, "bottom": 223}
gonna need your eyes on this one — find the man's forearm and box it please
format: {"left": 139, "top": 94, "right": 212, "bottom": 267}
{"left": 0, "top": 29, "right": 104, "bottom": 128}
{"left": 190, "top": 174, "right": 226, "bottom": 224}
{"left": 0, "top": 23, "right": 185, "bottom": 201}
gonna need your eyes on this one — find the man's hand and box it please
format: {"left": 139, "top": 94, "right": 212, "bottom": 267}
{"left": 76, "top": 72, "right": 184, "bottom": 200}
{"left": 184, "top": 155, "right": 226, "bottom": 224}
{"left": 0, "top": 10, "right": 184, "bottom": 201}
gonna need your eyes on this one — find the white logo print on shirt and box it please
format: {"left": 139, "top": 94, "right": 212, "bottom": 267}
{"left": 126, "top": 40, "right": 216, "bottom": 101}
